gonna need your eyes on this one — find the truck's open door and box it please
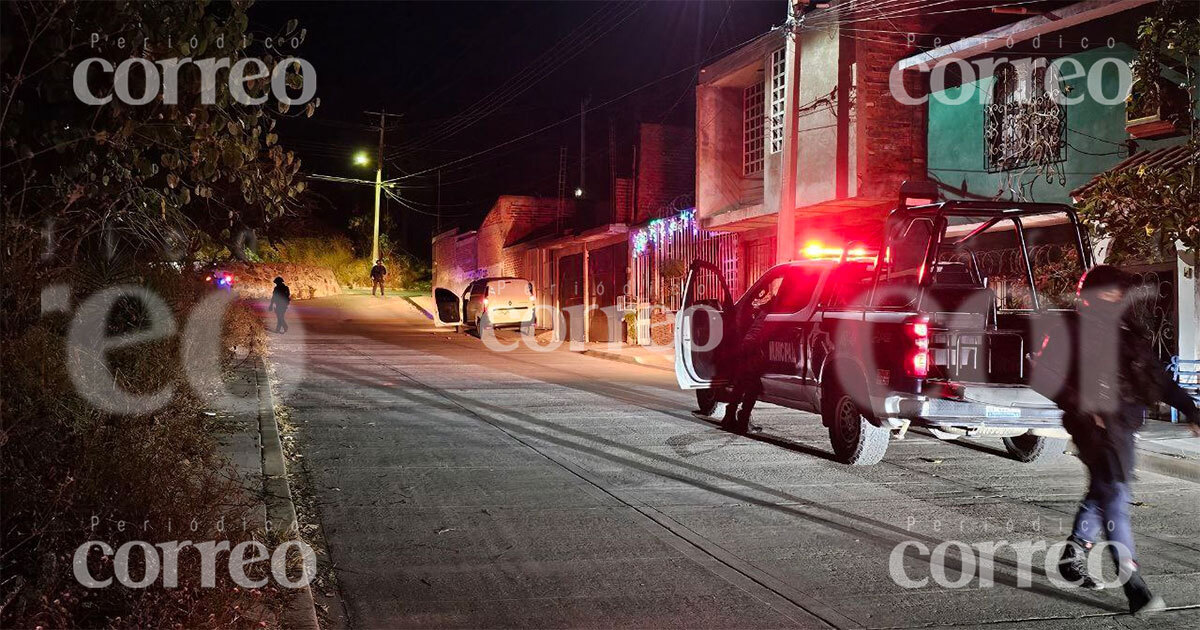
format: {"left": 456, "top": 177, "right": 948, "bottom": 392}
{"left": 675, "top": 260, "right": 735, "bottom": 389}
{"left": 432, "top": 287, "right": 463, "bottom": 327}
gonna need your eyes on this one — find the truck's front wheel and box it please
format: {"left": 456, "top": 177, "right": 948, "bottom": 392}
{"left": 1002, "top": 434, "right": 1068, "bottom": 463}
{"left": 824, "top": 385, "right": 889, "bottom": 465}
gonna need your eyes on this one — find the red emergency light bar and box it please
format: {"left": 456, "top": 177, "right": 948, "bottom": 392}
{"left": 800, "top": 241, "right": 875, "bottom": 262}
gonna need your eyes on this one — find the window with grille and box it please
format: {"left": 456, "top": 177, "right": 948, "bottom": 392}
{"left": 984, "top": 62, "right": 1065, "bottom": 171}
{"left": 743, "top": 82, "right": 765, "bottom": 176}
{"left": 769, "top": 47, "right": 787, "bottom": 154}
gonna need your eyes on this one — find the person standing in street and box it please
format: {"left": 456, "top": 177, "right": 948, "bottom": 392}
{"left": 268, "top": 276, "right": 291, "bottom": 333}
{"left": 721, "top": 287, "right": 774, "bottom": 433}
{"left": 370, "top": 259, "right": 388, "bottom": 296}
{"left": 1038, "top": 265, "right": 1199, "bottom": 617}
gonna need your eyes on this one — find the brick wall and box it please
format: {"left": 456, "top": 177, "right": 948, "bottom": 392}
{"left": 635, "top": 123, "right": 696, "bottom": 223}
{"left": 477, "top": 196, "right": 566, "bottom": 275}
{"left": 432, "top": 229, "right": 479, "bottom": 292}
{"left": 852, "top": 12, "right": 929, "bottom": 199}
{"left": 613, "top": 177, "right": 633, "bottom": 224}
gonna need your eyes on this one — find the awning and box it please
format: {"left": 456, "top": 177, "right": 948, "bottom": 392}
{"left": 898, "top": 0, "right": 1154, "bottom": 72}
{"left": 1070, "top": 144, "right": 1196, "bottom": 200}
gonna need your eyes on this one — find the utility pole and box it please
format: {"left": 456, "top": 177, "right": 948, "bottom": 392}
{"left": 364, "top": 109, "right": 402, "bottom": 262}
{"left": 436, "top": 168, "right": 442, "bottom": 234}
{"left": 776, "top": 3, "right": 802, "bottom": 265}
{"left": 578, "top": 97, "right": 590, "bottom": 198}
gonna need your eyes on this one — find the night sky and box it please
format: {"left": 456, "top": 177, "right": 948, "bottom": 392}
{"left": 253, "top": 0, "right": 784, "bottom": 259}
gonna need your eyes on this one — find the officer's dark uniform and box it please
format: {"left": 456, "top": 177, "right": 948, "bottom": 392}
{"left": 722, "top": 300, "right": 771, "bottom": 432}
{"left": 268, "top": 277, "right": 290, "bottom": 333}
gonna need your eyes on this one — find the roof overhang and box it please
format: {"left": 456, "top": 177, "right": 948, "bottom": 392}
{"left": 700, "top": 28, "right": 785, "bottom": 87}
{"left": 898, "top": 0, "right": 1155, "bottom": 71}
{"left": 703, "top": 204, "right": 776, "bottom": 232}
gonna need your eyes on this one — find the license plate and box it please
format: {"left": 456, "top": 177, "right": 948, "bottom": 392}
{"left": 985, "top": 405, "right": 1021, "bottom": 418}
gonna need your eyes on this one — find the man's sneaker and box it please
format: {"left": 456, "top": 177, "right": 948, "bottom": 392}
{"left": 1057, "top": 540, "right": 1104, "bottom": 590}
{"left": 1124, "top": 570, "right": 1165, "bottom": 618}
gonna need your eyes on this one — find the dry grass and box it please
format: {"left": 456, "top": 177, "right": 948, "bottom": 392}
{"left": 260, "top": 236, "right": 429, "bottom": 291}
{"left": 0, "top": 267, "right": 288, "bottom": 628}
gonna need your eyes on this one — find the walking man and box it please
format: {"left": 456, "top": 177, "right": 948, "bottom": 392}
{"left": 370, "top": 259, "right": 388, "bottom": 296}
{"left": 268, "top": 276, "right": 291, "bottom": 333}
{"left": 1040, "top": 265, "right": 1199, "bottom": 616}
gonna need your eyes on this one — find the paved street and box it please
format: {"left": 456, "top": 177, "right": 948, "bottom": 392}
{"left": 267, "top": 294, "right": 1200, "bottom": 629}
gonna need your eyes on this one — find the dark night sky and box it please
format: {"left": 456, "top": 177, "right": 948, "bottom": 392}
{"left": 252, "top": 0, "right": 784, "bottom": 258}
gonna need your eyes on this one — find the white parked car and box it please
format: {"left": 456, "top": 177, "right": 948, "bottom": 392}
{"left": 433, "top": 277, "right": 535, "bottom": 332}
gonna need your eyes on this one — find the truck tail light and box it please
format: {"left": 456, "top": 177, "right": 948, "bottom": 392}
{"left": 906, "top": 317, "right": 931, "bottom": 379}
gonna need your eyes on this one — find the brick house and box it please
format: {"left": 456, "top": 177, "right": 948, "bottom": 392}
{"left": 695, "top": 2, "right": 934, "bottom": 287}
{"left": 432, "top": 195, "right": 570, "bottom": 296}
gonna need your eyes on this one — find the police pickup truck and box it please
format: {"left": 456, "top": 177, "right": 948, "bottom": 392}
{"left": 675, "top": 201, "right": 1093, "bottom": 465}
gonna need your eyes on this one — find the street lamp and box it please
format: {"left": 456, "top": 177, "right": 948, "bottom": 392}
{"left": 353, "top": 150, "right": 384, "bottom": 262}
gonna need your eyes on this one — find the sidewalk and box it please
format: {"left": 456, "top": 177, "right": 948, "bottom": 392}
{"left": 579, "top": 342, "right": 674, "bottom": 371}
{"left": 1135, "top": 419, "right": 1200, "bottom": 482}
{"left": 215, "top": 357, "right": 320, "bottom": 630}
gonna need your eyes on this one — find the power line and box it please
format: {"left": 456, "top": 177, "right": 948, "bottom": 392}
{"left": 389, "top": 2, "right": 643, "bottom": 159}
{"left": 389, "top": 27, "right": 781, "bottom": 183}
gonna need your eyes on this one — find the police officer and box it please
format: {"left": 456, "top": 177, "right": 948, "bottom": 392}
{"left": 1045, "top": 265, "right": 1199, "bottom": 617}
{"left": 721, "top": 285, "right": 774, "bottom": 433}
{"left": 370, "top": 259, "right": 388, "bottom": 296}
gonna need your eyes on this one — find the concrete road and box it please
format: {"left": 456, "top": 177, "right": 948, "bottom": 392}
{"left": 266, "top": 294, "right": 1200, "bottom": 629}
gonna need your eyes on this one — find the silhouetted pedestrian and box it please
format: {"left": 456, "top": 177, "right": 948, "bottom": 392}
{"left": 370, "top": 259, "right": 387, "bottom": 296}
{"left": 1038, "top": 265, "right": 1199, "bottom": 617}
{"left": 268, "top": 276, "right": 291, "bottom": 333}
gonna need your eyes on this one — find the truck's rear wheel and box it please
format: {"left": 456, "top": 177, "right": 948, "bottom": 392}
{"left": 696, "top": 388, "right": 726, "bottom": 419}
{"left": 1003, "top": 434, "right": 1068, "bottom": 463}
{"left": 824, "top": 385, "right": 889, "bottom": 465}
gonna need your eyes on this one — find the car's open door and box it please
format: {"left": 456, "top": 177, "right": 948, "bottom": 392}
{"left": 432, "top": 287, "right": 463, "bottom": 327}
{"left": 675, "top": 260, "right": 735, "bottom": 389}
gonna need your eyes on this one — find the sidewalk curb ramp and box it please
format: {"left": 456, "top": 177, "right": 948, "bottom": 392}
{"left": 256, "top": 358, "right": 321, "bottom": 630}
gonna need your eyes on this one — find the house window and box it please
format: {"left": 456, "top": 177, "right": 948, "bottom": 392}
{"left": 743, "top": 82, "right": 765, "bottom": 176}
{"left": 769, "top": 47, "right": 787, "bottom": 154}
{"left": 984, "top": 62, "right": 1065, "bottom": 171}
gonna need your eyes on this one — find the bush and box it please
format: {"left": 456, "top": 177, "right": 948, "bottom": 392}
{"left": 0, "top": 266, "right": 283, "bottom": 628}
{"left": 260, "top": 236, "right": 430, "bottom": 291}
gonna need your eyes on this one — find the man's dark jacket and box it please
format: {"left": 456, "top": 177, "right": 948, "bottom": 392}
{"left": 1035, "top": 308, "right": 1197, "bottom": 481}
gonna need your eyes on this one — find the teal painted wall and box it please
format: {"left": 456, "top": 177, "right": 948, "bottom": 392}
{"left": 927, "top": 46, "right": 1187, "bottom": 204}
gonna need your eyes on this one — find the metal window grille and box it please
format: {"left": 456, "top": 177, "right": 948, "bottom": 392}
{"left": 743, "top": 82, "right": 765, "bottom": 175}
{"left": 769, "top": 47, "right": 787, "bottom": 154}
{"left": 984, "top": 64, "right": 1065, "bottom": 172}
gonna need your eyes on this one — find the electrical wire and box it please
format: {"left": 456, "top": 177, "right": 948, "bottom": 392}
{"left": 390, "top": 2, "right": 644, "bottom": 159}
{"left": 389, "top": 26, "right": 786, "bottom": 183}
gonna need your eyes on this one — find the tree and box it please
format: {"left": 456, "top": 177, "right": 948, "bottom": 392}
{"left": 1, "top": 0, "right": 317, "bottom": 327}
{"left": 1077, "top": 0, "right": 1198, "bottom": 266}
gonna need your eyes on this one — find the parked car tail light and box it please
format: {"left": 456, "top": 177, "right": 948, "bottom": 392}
{"left": 905, "top": 317, "right": 931, "bottom": 379}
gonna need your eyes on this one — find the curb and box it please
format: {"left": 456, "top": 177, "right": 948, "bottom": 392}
{"left": 255, "top": 358, "right": 321, "bottom": 630}
{"left": 1136, "top": 449, "right": 1200, "bottom": 483}
{"left": 402, "top": 295, "right": 434, "bottom": 320}
{"left": 581, "top": 348, "right": 672, "bottom": 372}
